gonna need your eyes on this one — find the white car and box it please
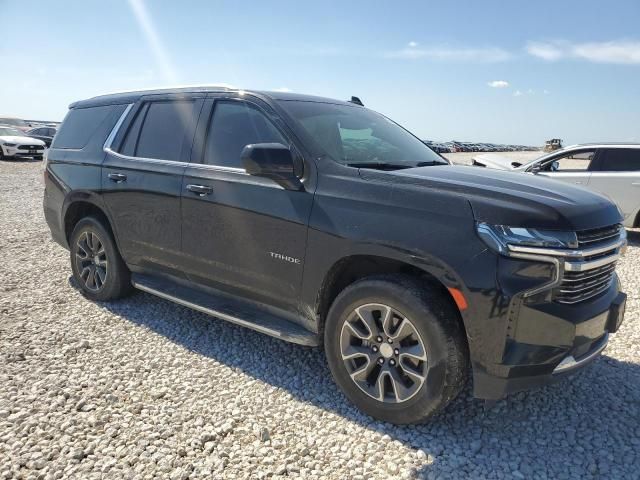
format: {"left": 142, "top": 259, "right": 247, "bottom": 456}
{"left": 472, "top": 144, "right": 640, "bottom": 228}
{"left": 0, "top": 126, "right": 46, "bottom": 160}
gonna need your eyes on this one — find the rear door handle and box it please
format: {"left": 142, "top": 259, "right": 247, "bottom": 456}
{"left": 108, "top": 173, "right": 127, "bottom": 183}
{"left": 632, "top": 182, "right": 640, "bottom": 186}
{"left": 186, "top": 184, "right": 213, "bottom": 196}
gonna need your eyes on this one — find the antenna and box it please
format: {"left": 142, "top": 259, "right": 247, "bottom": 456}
{"left": 349, "top": 96, "right": 364, "bottom": 106}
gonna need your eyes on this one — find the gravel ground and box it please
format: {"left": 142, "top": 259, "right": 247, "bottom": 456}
{"left": 0, "top": 156, "right": 638, "bottom": 480}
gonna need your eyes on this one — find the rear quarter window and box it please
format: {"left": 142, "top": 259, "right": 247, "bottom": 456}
{"left": 52, "top": 105, "right": 122, "bottom": 150}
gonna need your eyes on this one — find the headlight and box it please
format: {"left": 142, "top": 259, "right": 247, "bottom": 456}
{"left": 3, "top": 143, "right": 17, "bottom": 147}
{"left": 476, "top": 223, "right": 578, "bottom": 255}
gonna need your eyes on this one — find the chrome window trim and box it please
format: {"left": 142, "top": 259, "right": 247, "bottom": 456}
{"left": 103, "top": 103, "right": 133, "bottom": 151}
{"left": 102, "top": 101, "right": 249, "bottom": 175}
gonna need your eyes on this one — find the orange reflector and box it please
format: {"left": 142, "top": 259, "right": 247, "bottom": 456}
{"left": 447, "top": 287, "right": 468, "bottom": 311}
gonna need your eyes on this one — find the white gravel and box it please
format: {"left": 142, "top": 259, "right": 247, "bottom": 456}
{"left": 1, "top": 156, "right": 638, "bottom": 479}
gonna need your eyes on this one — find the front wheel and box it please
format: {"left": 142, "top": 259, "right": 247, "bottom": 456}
{"left": 324, "top": 275, "right": 468, "bottom": 424}
{"left": 69, "top": 216, "right": 132, "bottom": 301}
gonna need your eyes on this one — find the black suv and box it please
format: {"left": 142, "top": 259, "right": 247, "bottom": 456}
{"left": 44, "top": 86, "right": 627, "bottom": 424}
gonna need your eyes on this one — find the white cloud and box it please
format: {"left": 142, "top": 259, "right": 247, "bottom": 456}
{"left": 526, "top": 42, "right": 564, "bottom": 61}
{"left": 527, "top": 88, "right": 535, "bottom": 94}
{"left": 487, "top": 80, "right": 509, "bottom": 88}
{"left": 274, "top": 87, "right": 292, "bottom": 92}
{"left": 527, "top": 40, "right": 640, "bottom": 64}
{"left": 573, "top": 41, "right": 640, "bottom": 64}
{"left": 387, "top": 45, "right": 512, "bottom": 62}
{"left": 543, "top": 89, "right": 550, "bottom": 94}
{"left": 513, "top": 90, "right": 523, "bottom": 97}
{"left": 407, "top": 41, "right": 418, "bottom": 48}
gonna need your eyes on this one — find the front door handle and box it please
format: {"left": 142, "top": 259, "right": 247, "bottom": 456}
{"left": 108, "top": 173, "right": 127, "bottom": 183}
{"left": 186, "top": 184, "right": 213, "bottom": 196}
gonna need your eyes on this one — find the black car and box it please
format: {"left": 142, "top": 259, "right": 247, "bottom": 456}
{"left": 27, "top": 126, "right": 57, "bottom": 147}
{"left": 43, "top": 86, "right": 627, "bottom": 424}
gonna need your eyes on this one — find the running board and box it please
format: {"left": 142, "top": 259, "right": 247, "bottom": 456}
{"left": 131, "top": 273, "right": 319, "bottom": 346}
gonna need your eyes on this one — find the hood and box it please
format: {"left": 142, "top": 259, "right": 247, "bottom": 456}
{"left": 379, "top": 165, "right": 622, "bottom": 231}
{"left": 472, "top": 153, "right": 522, "bottom": 170}
{"left": 0, "top": 135, "right": 46, "bottom": 145}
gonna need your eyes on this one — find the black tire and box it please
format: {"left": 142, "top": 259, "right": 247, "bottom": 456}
{"left": 0, "top": 147, "right": 6, "bottom": 160}
{"left": 69, "top": 216, "right": 132, "bottom": 301}
{"left": 324, "top": 274, "right": 468, "bottom": 424}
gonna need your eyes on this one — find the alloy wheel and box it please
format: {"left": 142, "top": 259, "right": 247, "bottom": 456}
{"left": 339, "top": 303, "right": 428, "bottom": 403}
{"left": 75, "top": 231, "right": 108, "bottom": 292}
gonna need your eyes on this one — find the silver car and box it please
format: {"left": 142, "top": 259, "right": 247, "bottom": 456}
{"left": 472, "top": 144, "right": 640, "bottom": 228}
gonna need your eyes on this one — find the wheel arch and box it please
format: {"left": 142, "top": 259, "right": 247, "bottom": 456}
{"left": 63, "top": 196, "right": 117, "bottom": 247}
{"left": 315, "top": 254, "right": 469, "bottom": 340}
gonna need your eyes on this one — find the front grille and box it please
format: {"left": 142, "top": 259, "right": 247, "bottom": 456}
{"left": 576, "top": 224, "right": 621, "bottom": 247}
{"left": 17, "top": 145, "right": 44, "bottom": 150}
{"left": 554, "top": 262, "right": 617, "bottom": 304}
{"left": 553, "top": 224, "right": 621, "bottom": 304}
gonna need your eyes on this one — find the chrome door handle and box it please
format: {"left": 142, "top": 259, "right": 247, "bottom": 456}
{"left": 108, "top": 173, "right": 127, "bottom": 183}
{"left": 186, "top": 184, "right": 213, "bottom": 196}
{"left": 632, "top": 182, "right": 640, "bottom": 186}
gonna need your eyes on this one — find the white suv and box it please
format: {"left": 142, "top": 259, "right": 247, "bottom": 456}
{"left": 472, "top": 144, "right": 640, "bottom": 228}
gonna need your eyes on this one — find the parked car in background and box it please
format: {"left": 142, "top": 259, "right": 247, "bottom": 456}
{"left": 472, "top": 144, "right": 640, "bottom": 228}
{"left": 27, "top": 126, "right": 57, "bottom": 147}
{"left": 44, "top": 86, "right": 626, "bottom": 424}
{"left": 0, "top": 126, "right": 46, "bottom": 160}
{"left": 0, "top": 117, "right": 31, "bottom": 132}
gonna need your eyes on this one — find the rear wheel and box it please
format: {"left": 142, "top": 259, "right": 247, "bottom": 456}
{"left": 69, "top": 216, "right": 132, "bottom": 301}
{"left": 324, "top": 274, "right": 468, "bottom": 424}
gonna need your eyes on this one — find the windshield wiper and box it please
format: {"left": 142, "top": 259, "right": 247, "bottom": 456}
{"left": 414, "top": 161, "right": 448, "bottom": 167}
{"left": 345, "top": 161, "right": 447, "bottom": 170}
{"left": 344, "top": 162, "right": 414, "bottom": 170}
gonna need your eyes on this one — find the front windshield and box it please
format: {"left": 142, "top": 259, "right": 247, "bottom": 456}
{"left": 279, "top": 101, "right": 447, "bottom": 168}
{"left": 0, "top": 127, "right": 24, "bottom": 136}
{"left": 0, "top": 118, "right": 28, "bottom": 127}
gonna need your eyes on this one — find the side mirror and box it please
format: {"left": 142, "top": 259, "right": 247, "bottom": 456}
{"left": 241, "top": 143, "right": 303, "bottom": 191}
{"left": 530, "top": 163, "right": 541, "bottom": 174}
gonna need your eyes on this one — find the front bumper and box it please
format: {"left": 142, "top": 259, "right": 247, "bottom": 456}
{"left": 465, "top": 246, "right": 626, "bottom": 400}
{"left": 1, "top": 144, "right": 45, "bottom": 158}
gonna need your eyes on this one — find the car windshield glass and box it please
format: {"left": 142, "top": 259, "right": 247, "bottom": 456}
{"left": 0, "top": 118, "right": 27, "bottom": 127}
{"left": 0, "top": 127, "right": 24, "bottom": 136}
{"left": 279, "top": 101, "right": 447, "bottom": 168}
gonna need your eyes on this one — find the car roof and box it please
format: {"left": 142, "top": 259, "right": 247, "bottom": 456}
{"left": 515, "top": 142, "right": 640, "bottom": 170}
{"left": 555, "top": 143, "right": 640, "bottom": 152}
{"left": 70, "top": 85, "right": 355, "bottom": 109}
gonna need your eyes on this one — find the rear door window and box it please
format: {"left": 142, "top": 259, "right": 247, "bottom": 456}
{"left": 134, "top": 101, "right": 195, "bottom": 161}
{"left": 597, "top": 149, "right": 640, "bottom": 171}
{"left": 204, "top": 101, "right": 286, "bottom": 169}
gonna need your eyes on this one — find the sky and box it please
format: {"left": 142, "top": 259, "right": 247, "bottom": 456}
{"left": 1, "top": 0, "right": 639, "bottom": 145}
